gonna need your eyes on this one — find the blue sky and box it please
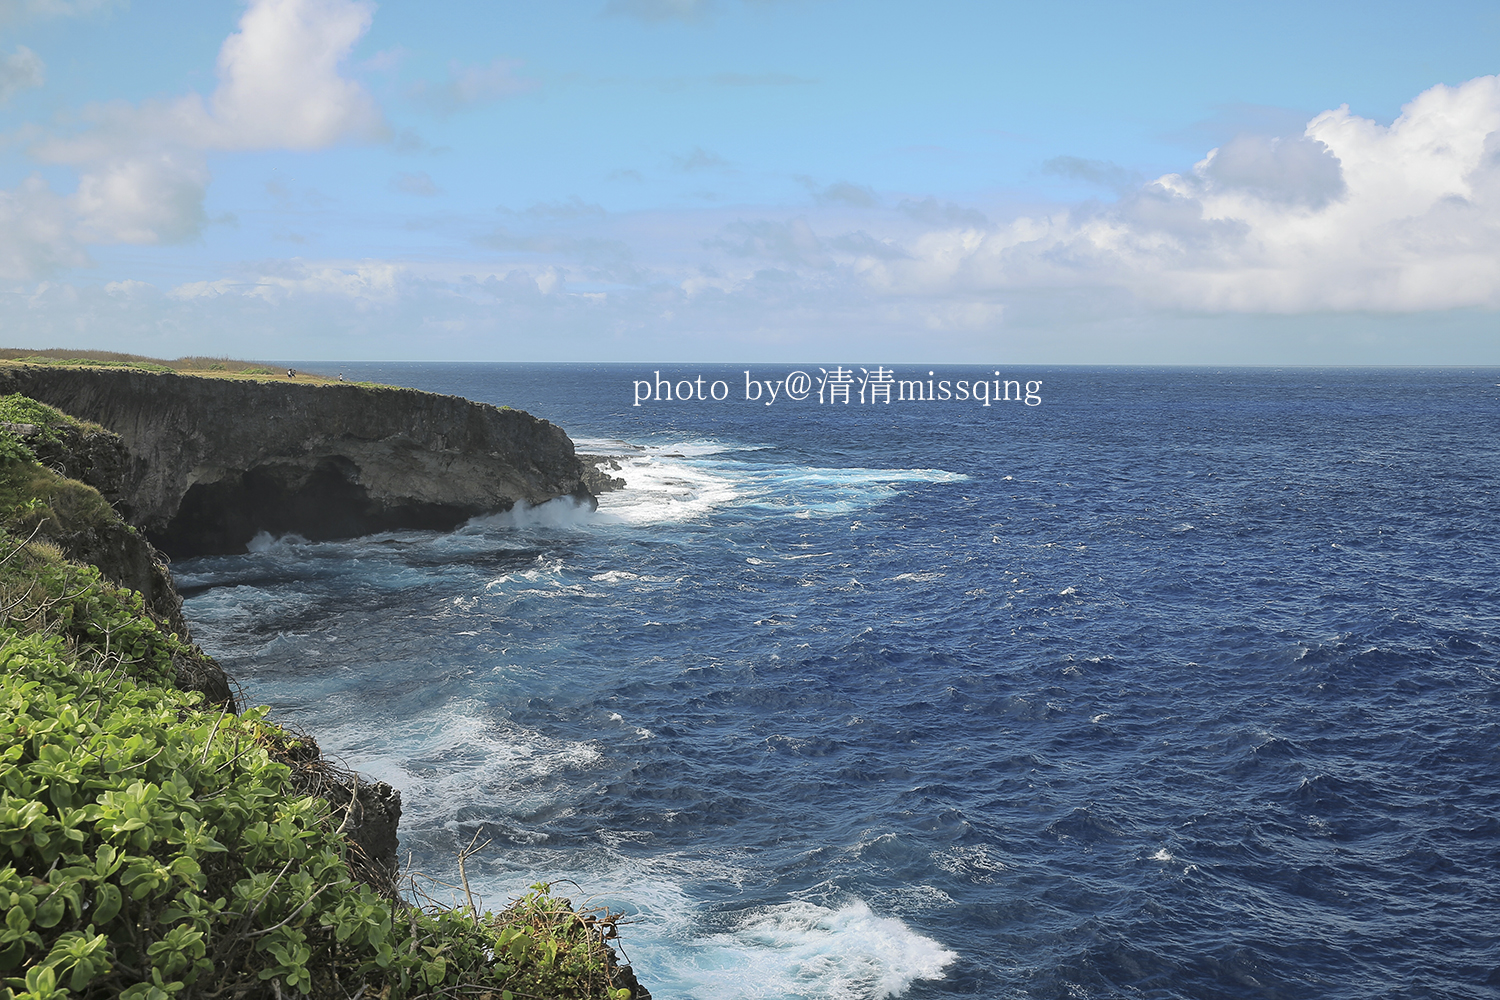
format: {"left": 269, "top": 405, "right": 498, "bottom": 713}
{"left": 1, "top": 0, "right": 1498, "bottom": 362}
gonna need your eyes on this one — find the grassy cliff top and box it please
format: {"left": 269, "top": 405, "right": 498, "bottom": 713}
{"left": 0, "top": 349, "right": 387, "bottom": 387}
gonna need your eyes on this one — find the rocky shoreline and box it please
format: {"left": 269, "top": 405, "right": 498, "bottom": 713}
{"left": 0, "top": 364, "right": 597, "bottom": 557}
{"left": 0, "top": 364, "right": 650, "bottom": 996}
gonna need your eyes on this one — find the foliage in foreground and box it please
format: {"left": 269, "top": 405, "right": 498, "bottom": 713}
{"left": 0, "top": 491, "right": 639, "bottom": 1000}
{"left": 0, "top": 600, "right": 637, "bottom": 1000}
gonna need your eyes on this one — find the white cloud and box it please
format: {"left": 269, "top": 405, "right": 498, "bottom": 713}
{"left": 169, "top": 259, "right": 401, "bottom": 305}
{"left": 796, "top": 177, "right": 877, "bottom": 207}
{"left": 71, "top": 151, "right": 209, "bottom": 243}
{"left": 0, "top": 175, "right": 86, "bottom": 279}
{"left": 875, "top": 74, "right": 1500, "bottom": 314}
{"left": 207, "top": 0, "right": 383, "bottom": 149}
{"left": 0, "top": 46, "right": 43, "bottom": 104}
{"left": 2, "top": 0, "right": 383, "bottom": 267}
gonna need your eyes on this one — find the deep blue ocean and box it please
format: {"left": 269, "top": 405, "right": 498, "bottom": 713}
{"left": 173, "top": 365, "right": 1500, "bottom": 1000}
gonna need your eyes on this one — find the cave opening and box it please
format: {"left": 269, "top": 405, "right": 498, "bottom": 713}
{"left": 155, "top": 455, "right": 472, "bottom": 557}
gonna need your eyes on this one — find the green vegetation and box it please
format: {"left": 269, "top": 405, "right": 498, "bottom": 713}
{"left": 0, "top": 438, "right": 115, "bottom": 554}
{"left": 10, "top": 358, "right": 175, "bottom": 375}
{"left": 0, "top": 397, "right": 77, "bottom": 445}
{"left": 0, "top": 417, "right": 641, "bottom": 999}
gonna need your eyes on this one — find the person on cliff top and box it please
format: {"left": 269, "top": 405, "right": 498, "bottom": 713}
{"left": 287, "top": 369, "right": 295, "bottom": 378}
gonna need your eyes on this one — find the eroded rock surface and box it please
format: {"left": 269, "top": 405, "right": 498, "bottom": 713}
{"left": 0, "top": 366, "right": 595, "bottom": 557}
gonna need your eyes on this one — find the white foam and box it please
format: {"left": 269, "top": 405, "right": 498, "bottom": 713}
{"left": 592, "top": 454, "right": 742, "bottom": 525}
{"left": 662, "top": 899, "right": 958, "bottom": 1000}
{"left": 321, "top": 704, "right": 606, "bottom": 830}
{"left": 247, "top": 530, "right": 311, "bottom": 554}
{"left": 584, "top": 435, "right": 967, "bottom": 527}
{"left": 590, "top": 570, "right": 641, "bottom": 583}
{"left": 444, "top": 855, "right": 956, "bottom": 1000}
{"left": 932, "top": 844, "right": 1007, "bottom": 884}
{"left": 465, "top": 497, "right": 597, "bottom": 531}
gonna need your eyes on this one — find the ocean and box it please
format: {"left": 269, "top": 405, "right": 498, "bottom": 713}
{"left": 172, "top": 364, "right": 1500, "bottom": 1000}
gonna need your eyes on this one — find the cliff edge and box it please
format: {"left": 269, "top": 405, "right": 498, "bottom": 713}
{"left": 0, "top": 364, "right": 595, "bottom": 556}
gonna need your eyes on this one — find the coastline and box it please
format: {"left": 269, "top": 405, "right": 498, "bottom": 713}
{"left": 0, "top": 361, "right": 651, "bottom": 999}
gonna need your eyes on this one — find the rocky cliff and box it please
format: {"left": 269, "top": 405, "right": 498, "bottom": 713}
{"left": 0, "top": 365, "right": 595, "bottom": 557}
{"left": 5, "top": 416, "right": 192, "bottom": 636}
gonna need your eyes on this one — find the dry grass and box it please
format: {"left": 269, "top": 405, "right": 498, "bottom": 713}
{"left": 0, "top": 348, "right": 377, "bottom": 385}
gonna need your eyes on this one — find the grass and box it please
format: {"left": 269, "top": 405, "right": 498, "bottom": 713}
{"left": 0, "top": 350, "right": 399, "bottom": 389}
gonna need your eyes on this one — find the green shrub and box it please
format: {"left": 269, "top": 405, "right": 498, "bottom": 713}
{"left": 0, "top": 398, "right": 73, "bottom": 446}
{"left": 0, "top": 419, "right": 642, "bottom": 999}
{"left": 0, "top": 436, "right": 36, "bottom": 470}
{"left": 0, "top": 625, "right": 637, "bottom": 1000}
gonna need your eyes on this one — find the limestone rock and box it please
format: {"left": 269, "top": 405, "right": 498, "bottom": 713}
{"left": 0, "top": 366, "right": 595, "bottom": 556}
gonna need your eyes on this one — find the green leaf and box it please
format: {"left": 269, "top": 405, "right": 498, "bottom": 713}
{"left": 34, "top": 893, "right": 65, "bottom": 929}
{"left": 92, "top": 883, "right": 122, "bottom": 925}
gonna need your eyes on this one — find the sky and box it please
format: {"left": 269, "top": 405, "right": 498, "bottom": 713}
{"left": 1, "top": 0, "right": 1499, "bottom": 363}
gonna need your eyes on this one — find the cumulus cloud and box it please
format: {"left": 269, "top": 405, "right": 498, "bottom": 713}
{"left": 72, "top": 151, "right": 210, "bottom": 243}
{"left": 897, "top": 198, "right": 990, "bottom": 229}
{"left": 207, "top": 0, "right": 383, "bottom": 149}
{"left": 3, "top": 0, "right": 382, "bottom": 267}
{"left": 1196, "top": 134, "right": 1345, "bottom": 207}
{"left": 873, "top": 74, "right": 1500, "bottom": 313}
{"left": 0, "top": 175, "right": 86, "bottom": 279}
{"left": 704, "top": 218, "right": 828, "bottom": 268}
{"left": 0, "top": 46, "right": 43, "bottom": 104}
{"left": 409, "top": 57, "right": 536, "bottom": 117}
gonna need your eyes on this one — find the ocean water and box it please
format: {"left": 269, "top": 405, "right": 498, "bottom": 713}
{"left": 174, "top": 365, "right": 1500, "bottom": 1000}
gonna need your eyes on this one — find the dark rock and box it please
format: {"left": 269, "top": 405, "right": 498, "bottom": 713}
{"left": 607, "top": 954, "right": 653, "bottom": 1000}
{"left": 343, "top": 778, "right": 403, "bottom": 882}
{"left": 270, "top": 727, "right": 404, "bottom": 892}
{"left": 0, "top": 366, "right": 595, "bottom": 557}
{"left": 578, "top": 454, "right": 627, "bottom": 494}
{"left": 171, "top": 648, "right": 238, "bottom": 713}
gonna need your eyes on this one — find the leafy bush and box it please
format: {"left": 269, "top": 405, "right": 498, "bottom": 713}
{"left": 0, "top": 510, "right": 643, "bottom": 998}
{"left": 0, "top": 610, "right": 639, "bottom": 999}
{"left": 0, "top": 398, "right": 73, "bottom": 446}
{"left": 0, "top": 436, "right": 36, "bottom": 470}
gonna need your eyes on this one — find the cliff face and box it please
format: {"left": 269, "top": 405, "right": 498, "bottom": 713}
{"left": 9, "top": 418, "right": 190, "bottom": 636}
{"left": 0, "top": 366, "right": 594, "bottom": 557}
